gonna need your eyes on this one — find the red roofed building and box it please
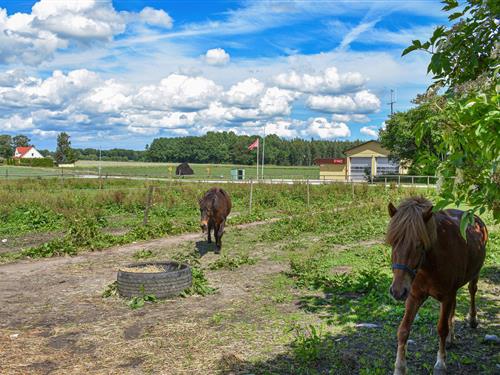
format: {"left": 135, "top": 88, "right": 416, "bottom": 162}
{"left": 14, "top": 146, "right": 44, "bottom": 159}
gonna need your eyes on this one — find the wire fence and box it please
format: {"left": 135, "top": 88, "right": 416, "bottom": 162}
{"left": 0, "top": 166, "right": 444, "bottom": 188}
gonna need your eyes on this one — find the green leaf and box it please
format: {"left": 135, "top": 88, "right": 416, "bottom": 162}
{"left": 459, "top": 211, "right": 473, "bottom": 240}
{"left": 402, "top": 40, "right": 423, "bottom": 56}
{"left": 448, "top": 11, "right": 463, "bottom": 21}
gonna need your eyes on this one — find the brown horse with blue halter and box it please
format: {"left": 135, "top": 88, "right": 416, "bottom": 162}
{"left": 386, "top": 197, "right": 487, "bottom": 374}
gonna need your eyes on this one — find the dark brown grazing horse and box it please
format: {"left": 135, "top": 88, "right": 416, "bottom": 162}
{"left": 386, "top": 197, "right": 487, "bottom": 375}
{"left": 199, "top": 188, "right": 231, "bottom": 254}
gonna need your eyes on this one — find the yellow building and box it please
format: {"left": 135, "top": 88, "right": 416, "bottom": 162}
{"left": 315, "top": 158, "right": 347, "bottom": 181}
{"left": 344, "top": 140, "right": 402, "bottom": 181}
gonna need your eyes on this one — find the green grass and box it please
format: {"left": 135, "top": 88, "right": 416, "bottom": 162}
{"left": 74, "top": 160, "right": 319, "bottom": 179}
{"left": 0, "top": 178, "right": 414, "bottom": 263}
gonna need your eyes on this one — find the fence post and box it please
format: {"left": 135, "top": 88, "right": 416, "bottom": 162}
{"left": 398, "top": 175, "right": 401, "bottom": 188}
{"left": 411, "top": 176, "right": 414, "bottom": 186}
{"left": 384, "top": 177, "right": 387, "bottom": 189}
{"left": 306, "top": 179, "right": 310, "bottom": 208}
{"left": 427, "top": 176, "right": 430, "bottom": 187}
{"left": 143, "top": 186, "right": 155, "bottom": 226}
{"left": 249, "top": 178, "right": 254, "bottom": 214}
{"left": 351, "top": 180, "right": 354, "bottom": 198}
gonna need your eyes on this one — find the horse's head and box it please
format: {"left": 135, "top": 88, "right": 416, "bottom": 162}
{"left": 199, "top": 198, "right": 212, "bottom": 233}
{"left": 386, "top": 198, "right": 434, "bottom": 301}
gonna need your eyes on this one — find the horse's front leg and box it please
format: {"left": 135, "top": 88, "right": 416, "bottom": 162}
{"left": 446, "top": 299, "right": 456, "bottom": 348}
{"left": 215, "top": 220, "right": 225, "bottom": 254}
{"left": 434, "top": 297, "right": 456, "bottom": 374}
{"left": 394, "top": 293, "right": 426, "bottom": 375}
{"left": 207, "top": 221, "right": 213, "bottom": 243}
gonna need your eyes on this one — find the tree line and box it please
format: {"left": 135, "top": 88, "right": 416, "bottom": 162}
{"left": 146, "top": 132, "right": 363, "bottom": 165}
{"left": 1, "top": 131, "right": 364, "bottom": 166}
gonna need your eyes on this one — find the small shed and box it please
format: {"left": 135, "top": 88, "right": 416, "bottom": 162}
{"left": 314, "top": 158, "right": 347, "bottom": 181}
{"left": 176, "top": 162, "right": 194, "bottom": 176}
{"left": 230, "top": 169, "right": 245, "bottom": 180}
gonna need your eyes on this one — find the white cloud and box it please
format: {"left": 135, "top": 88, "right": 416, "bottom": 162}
{"left": 225, "top": 78, "right": 265, "bottom": 107}
{"left": 264, "top": 119, "right": 300, "bottom": 138}
{"left": 302, "top": 118, "right": 351, "bottom": 139}
{"left": 138, "top": 7, "right": 173, "bottom": 28}
{"left": 306, "top": 89, "right": 380, "bottom": 114}
{"left": 0, "top": 0, "right": 173, "bottom": 65}
{"left": 331, "top": 114, "right": 370, "bottom": 123}
{"left": 204, "top": 48, "right": 230, "bottom": 66}
{"left": 134, "top": 74, "right": 223, "bottom": 111}
{"left": 275, "top": 67, "right": 365, "bottom": 94}
{"left": 360, "top": 125, "right": 379, "bottom": 138}
{"left": 258, "top": 87, "right": 299, "bottom": 117}
{"left": 1, "top": 114, "right": 34, "bottom": 130}
{"left": 306, "top": 95, "right": 356, "bottom": 113}
{"left": 32, "top": 128, "right": 58, "bottom": 138}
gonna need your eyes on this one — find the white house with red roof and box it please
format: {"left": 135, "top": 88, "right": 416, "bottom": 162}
{"left": 14, "top": 146, "right": 44, "bottom": 159}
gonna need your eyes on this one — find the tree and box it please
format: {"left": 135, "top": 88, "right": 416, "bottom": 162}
{"left": 54, "top": 132, "right": 76, "bottom": 164}
{"left": 379, "top": 99, "right": 443, "bottom": 175}
{"left": 0, "top": 135, "right": 13, "bottom": 159}
{"left": 12, "top": 134, "right": 31, "bottom": 148}
{"left": 403, "top": 0, "right": 499, "bottom": 226}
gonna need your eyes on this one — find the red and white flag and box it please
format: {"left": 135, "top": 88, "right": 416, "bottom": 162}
{"left": 247, "top": 138, "right": 259, "bottom": 150}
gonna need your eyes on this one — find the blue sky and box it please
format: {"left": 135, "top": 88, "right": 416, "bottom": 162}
{"left": 0, "top": 0, "right": 448, "bottom": 150}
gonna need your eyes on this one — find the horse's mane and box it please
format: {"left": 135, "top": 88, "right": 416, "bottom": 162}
{"left": 386, "top": 196, "right": 437, "bottom": 250}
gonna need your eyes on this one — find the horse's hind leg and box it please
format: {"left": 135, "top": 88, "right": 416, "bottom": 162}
{"left": 468, "top": 276, "right": 479, "bottom": 328}
{"left": 446, "top": 299, "right": 456, "bottom": 348}
{"left": 434, "top": 297, "right": 455, "bottom": 374}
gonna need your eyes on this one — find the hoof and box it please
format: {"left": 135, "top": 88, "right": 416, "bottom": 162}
{"left": 434, "top": 362, "right": 447, "bottom": 375}
{"left": 469, "top": 319, "right": 478, "bottom": 329}
{"left": 207, "top": 239, "right": 212, "bottom": 244}
{"left": 214, "top": 247, "right": 221, "bottom": 254}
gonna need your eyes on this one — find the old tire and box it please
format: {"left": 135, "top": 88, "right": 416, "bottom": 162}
{"left": 117, "top": 261, "right": 192, "bottom": 299}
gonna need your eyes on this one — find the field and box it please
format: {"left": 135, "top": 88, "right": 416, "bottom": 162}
{"left": 0, "top": 162, "right": 319, "bottom": 180}
{"left": 74, "top": 161, "right": 320, "bottom": 180}
{"left": 0, "top": 179, "right": 498, "bottom": 374}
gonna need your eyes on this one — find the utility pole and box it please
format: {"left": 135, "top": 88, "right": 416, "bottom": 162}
{"left": 387, "top": 89, "right": 396, "bottom": 115}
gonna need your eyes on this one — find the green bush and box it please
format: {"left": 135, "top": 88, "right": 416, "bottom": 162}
{"left": 7, "top": 158, "right": 54, "bottom": 167}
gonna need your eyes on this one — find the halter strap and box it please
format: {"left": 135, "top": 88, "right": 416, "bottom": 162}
{"left": 392, "top": 249, "right": 426, "bottom": 279}
{"left": 392, "top": 263, "right": 418, "bottom": 279}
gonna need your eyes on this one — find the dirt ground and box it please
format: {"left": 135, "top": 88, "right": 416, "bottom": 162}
{"left": 1, "top": 218, "right": 498, "bottom": 375}
{"left": 0, "top": 219, "right": 294, "bottom": 375}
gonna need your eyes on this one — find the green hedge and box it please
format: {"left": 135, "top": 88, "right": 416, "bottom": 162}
{"left": 6, "top": 158, "right": 54, "bottom": 167}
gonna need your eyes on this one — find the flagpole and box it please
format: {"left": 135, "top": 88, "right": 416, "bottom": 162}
{"left": 256, "top": 140, "right": 259, "bottom": 181}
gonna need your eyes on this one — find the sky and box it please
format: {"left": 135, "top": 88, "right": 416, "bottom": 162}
{"left": 0, "top": 0, "right": 448, "bottom": 150}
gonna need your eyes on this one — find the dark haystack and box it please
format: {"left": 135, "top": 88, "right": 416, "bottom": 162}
{"left": 176, "top": 162, "right": 194, "bottom": 176}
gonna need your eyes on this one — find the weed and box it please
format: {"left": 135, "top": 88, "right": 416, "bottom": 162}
{"left": 102, "top": 281, "right": 118, "bottom": 298}
{"left": 208, "top": 254, "right": 257, "bottom": 270}
{"left": 128, "top": 293, "right": 157, "bottom": 309}
{"left": 133, "top": 249, "right": 154, "bottom": 260}
{"left": 290, "top": 324, "right": 326, "bottom": 366}
{"left": 182, "top": 267, "right": 217, "bottom": 297}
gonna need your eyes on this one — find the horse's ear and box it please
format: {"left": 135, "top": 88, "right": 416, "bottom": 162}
{"left": 388, "top": 202, "right": 397, "bottom": 217}
{"left": 422, "top": 206, "right": 433, "bottom": 222}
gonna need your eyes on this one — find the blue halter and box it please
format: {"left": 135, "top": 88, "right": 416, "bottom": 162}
{"left": 392, "top": 248, "right": 426, "bottom": 279}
